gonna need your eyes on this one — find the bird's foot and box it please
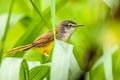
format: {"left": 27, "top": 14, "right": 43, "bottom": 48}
{"left": 44, "top": 51, "right": 49, "bottom": 56}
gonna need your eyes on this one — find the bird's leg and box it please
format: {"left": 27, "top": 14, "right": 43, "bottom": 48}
{"left": 44, "top": 51, "right": 49, "bottom": 56}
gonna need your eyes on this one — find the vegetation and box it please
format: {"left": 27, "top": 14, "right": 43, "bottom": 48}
{"left": 0, "top": 0, "right": 120, "bottom": 80}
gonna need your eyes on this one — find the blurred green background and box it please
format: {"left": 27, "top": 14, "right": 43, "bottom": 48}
{"left": 0, "top": 0, "right": 120, "bottom": 80}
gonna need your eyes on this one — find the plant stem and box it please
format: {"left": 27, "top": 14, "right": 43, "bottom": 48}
{"left": 0, "top": 0, "right": 15, "bottom": 64}
{"left": 51, "top": 0, "right": 56, "bottom": 39}
{"left": 30, "top": 0, "right": 50, "bottom": 29}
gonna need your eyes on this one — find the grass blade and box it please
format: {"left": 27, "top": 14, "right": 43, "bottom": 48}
{"left": 0, "top": 0, "right": 15, "bottom": 63}
{"left": 51, "top": 0, "right": 56, "bottom": 39}
{"left": 104, "top": 0, "right": 119, "bottom": 8}
{"left": 27, "top": 61, "right": 40, "bottom": 70}
{"left": 20, "top": 59, "right": 29, "bottom": 80}
{"left": 69, "top": 52, "right": 81, "bottom": 80}
{"left": 103, "top": 44, "right": 113, "bottom": 80}
{"left": 92, "top": 44, "right": 118, "bottom": 80}
{"left": 29, "top": 65, "right": 50, "bottom": 80}
{"left": 0, "top": 58, "right": 29, "bottom": 80}
{"left": 85, "top": 72, "right": 90, "bottom": 80}
{"left": 30, "top": 0, "right": 50, "bottom": 29}
{"left": 50, "top": 40, "right": 73, "bottom": 80}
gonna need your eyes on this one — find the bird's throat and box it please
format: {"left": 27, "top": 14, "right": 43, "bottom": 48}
{"left": 56, "top": 31, "right": 72, "bottom": 42}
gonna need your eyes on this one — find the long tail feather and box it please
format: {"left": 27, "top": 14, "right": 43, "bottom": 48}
{"left": 5, "top": 44, "right": 33, "bottom": 54}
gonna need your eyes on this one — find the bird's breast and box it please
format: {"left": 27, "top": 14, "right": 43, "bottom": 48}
{"left": 34, "top": 41, "right": 54, "bottom": 55}
{"left": 57, "top": 32, "right": 71, "bottom": 42}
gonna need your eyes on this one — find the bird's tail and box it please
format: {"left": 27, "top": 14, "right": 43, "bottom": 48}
{"left": 5, "top": 44, "right": 33, "bottom": 54}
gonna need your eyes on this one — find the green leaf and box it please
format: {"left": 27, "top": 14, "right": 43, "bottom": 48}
{"left": 104, "top": 0, "right": 119, "bottom": 9}
{"left": 85, "top": 72, "right": 90, "bottom": 80}
{"left": 0, "top": 58, "right": 29, "bottom": 80}
{"left": 50, "top": 40, "right": 73, "bottom": 80}
{"left": 103, "top": 44, "right": 114, "bottom": 80}
{"left": 27, "top": 61, "right": 41, "bottom": 70}
{"left": 0, "top": 14, "right": 22, "bottom": 40}
{"left": 30, "top": 0, "right": 50, "bottom": 29}
{"left": 92, "top": 44, "right": 118, "bottom": 80}
{"left": 29, "top": 65, "right": 50, "bottom": 80}
{"left": 69, "top": 52, "right": 81, "bottom": 80}
{"left": 112, "top": 49, "right": 120, "bottom": 80}
{"left": 51, "top": 0, "right": 56, "bottom": 38}
{"left": 0, "top": 0, "right": 15, "bottom": 63}
{"left": 20, "top": 59, "right": 29, "bottom": 80}
{"left": 23, "top": 50, "right": 46, "bottom": 63}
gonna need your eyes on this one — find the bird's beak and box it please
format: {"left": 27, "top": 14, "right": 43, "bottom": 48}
{"left": 72, "top": 24, "right": 84, "bottom": 27}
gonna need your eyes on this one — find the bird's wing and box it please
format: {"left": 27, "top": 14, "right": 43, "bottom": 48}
{"left": 32, "top": 31, "right": 54, "bottom": 47}
{"left": 5, "top": 31, "right": 54, "bottom": 55}
{"left": 5, "top": 44, "right": 33, "bottom": 54}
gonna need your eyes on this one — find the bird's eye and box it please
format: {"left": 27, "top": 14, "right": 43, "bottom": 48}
{"left": 68, "top": 23, "right": 73, "bottom": 26}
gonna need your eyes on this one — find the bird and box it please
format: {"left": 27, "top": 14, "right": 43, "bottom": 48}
{"left": 5, "top": 20, "right": 84, "bottom": 56}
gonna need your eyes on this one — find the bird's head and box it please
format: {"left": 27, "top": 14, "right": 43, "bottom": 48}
{"left": 56, "top": 20, "right": 84, "bottom": 41}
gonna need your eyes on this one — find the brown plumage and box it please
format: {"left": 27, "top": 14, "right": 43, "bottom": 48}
{"left": 6, "top": 31, "right": 54, "bottom": 55}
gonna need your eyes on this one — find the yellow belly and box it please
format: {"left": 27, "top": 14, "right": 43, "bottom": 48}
{"left": 34, "top": 41, "right": 54, "bottom": 56}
